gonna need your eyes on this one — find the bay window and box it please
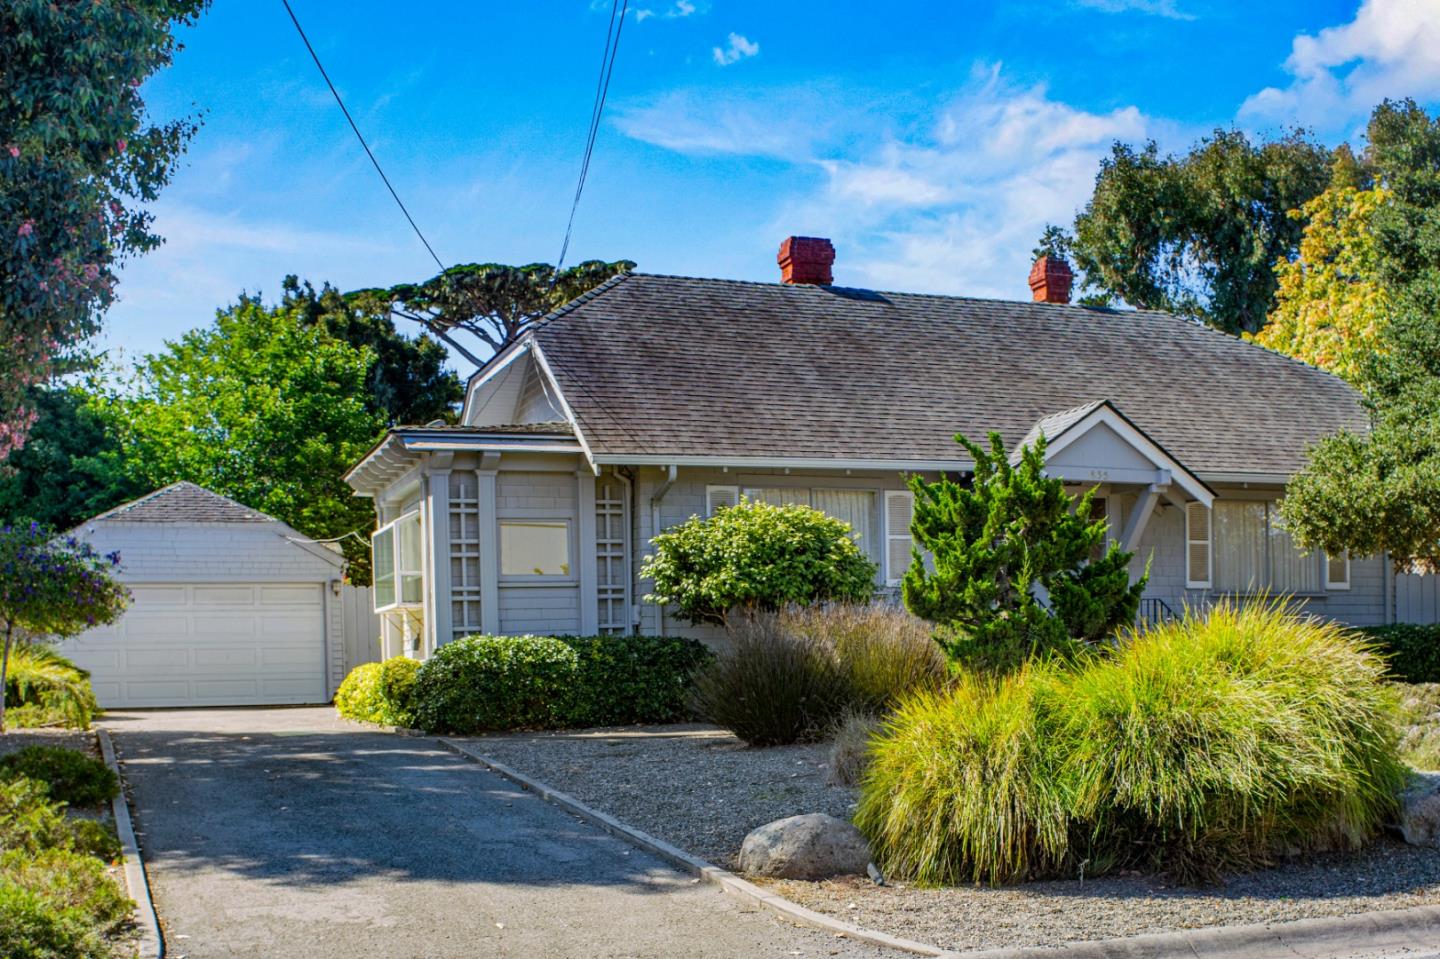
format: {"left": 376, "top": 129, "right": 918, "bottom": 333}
{"left": 499, "top": 520, "right": 572, "bottom": 579}
{"left": 372, "top": 510, "right": 423, "bottom": 612}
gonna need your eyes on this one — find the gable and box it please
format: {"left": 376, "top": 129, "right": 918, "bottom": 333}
{"left": 462, "top": 346, "right": 566, "bottom": 427}
{"left": 1045, "top": 422, "right": 1156, "bottom": 476}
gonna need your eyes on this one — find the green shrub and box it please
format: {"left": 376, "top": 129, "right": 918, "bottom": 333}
{"left": 65, "top": 820, "right": 121, "bottom": 862}
{"left": 2, "top": 849, "right": 132, "bottom": 930}
{"left": 0, "top": 881, "right": 110, "bottom": 959}
{"left": 555, "top": 635, "right": 712, "bottom": 727}
{"left": 413, "top": 636, "right": 579, "bottom": 734}
{"left": 1357, "top": 624, "right": 1440, "bottom": 683}
{"left": 0, "top": 747, "right": 118, "bottom": 808}
{"left": 641, "top": 500, "right": 878, "bottom": 626}
{"left": 903, "top": 433, "right": 1145, "bottom": 672}
{"left": 0, "top": 778, "right": 70, "bottom": 857}
{"left": 335, "top": 657, "right": 420, "bottom": 727}
{"left": 693, "top": 614, "right": 853, "bottom": 746}
{"left": 4, "top": 646, "right": 98, "bottom": 730}
{"left": 856, "top": 601, "right": 1406, "bottom": 886}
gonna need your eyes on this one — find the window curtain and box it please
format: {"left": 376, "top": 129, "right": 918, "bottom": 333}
{"left": 1214, "top": 501, "right": 1266, "bottom": 592}
{"left": 1270, "top": 515, "right": 1321, "bottom": 593}
{"left": 813, "top": 489, "right": 874, "bottom": 548}
{"left": 744, "top": 487, "right": 808, "bottom": 507}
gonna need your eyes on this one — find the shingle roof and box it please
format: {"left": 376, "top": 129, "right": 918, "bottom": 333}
{"left": 88, "top": 482, "right": 277, "bottom": 524}
{"left": 396, "top": 422, "right": 575, "bottom": 436}
{"left": 1014, "top": 400, "right": 1108, "bottom": 455}
{"left": 531, "top": 273, "right": 1367, "bottom": 476}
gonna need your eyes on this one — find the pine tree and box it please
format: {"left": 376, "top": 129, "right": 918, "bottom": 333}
{"left": 902, "top": 433, "right": 1147, "bottom": 671}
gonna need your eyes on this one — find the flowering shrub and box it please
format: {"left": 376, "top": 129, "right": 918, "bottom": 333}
{"left": 0, "top": 524, "right": 128, "bottom": 730}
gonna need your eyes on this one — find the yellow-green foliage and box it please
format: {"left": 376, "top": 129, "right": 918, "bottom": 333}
{"left": 4, "top": 645, "right": 98, "bottom": 729}
{"left": 856, "top": 601, "right": 1406, "bottom": 885}
{"left": 335, "top": 656, "right": 419, "bottom": 727}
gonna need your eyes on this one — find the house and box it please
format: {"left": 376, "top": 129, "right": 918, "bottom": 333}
{"left": 344, "top": 236, "right": 1386, "bottom": 659}
{"left": 59, "top": 482, "right": 349, "bottom": 707}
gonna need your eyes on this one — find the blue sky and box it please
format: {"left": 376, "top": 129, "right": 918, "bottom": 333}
{"left": 107, "top": 0, "right": 1440, "bottom": 375}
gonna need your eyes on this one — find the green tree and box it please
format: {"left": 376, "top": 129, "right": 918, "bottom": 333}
{"left": 903, "top": 434, "right": 1146, "bottom": 671}
{"left": 102, "top": 297, "right": 386, "bottom": 579}
{"left": 280, "top": 277, "right": 462, "bottom": 425}
{"left": 1060, "top": 129, "right": 1333, "bottom": 333}
{"left": 1281, "top": 100, "right": 1440, "bottom": 569}
{"left": 370, "top": 259, "right": 636, "bottom": 366}
{"left": 0, "top": 0, "right": 208, "bottom": 460}
{"left": 0, "top": 382, "right": 142, "bottom": 531}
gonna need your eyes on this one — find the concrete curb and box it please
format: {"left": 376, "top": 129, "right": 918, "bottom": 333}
{"left": 438, "top": 738, "right": 946, "bottom": 957}
{"left": 440, "top": 737, "right": 1440, "bottom": 959}
{"left": 98, "top": 728, "right": 164, "bottom": 959}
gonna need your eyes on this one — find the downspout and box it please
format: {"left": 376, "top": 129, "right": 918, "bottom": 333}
{"left": 650, "top": 465, "right": 678, "bottom": 636}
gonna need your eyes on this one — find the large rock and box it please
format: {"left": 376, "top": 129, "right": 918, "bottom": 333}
{"left": 738, "top": 813, "right": 871, "bottom": 880}
{"left": 1400, "top": 771, "right": 1440, "bottom": 847}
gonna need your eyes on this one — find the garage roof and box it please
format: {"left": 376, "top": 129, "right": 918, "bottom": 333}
{"left": 89, "top": 482, "right": 277, "bottom": 524}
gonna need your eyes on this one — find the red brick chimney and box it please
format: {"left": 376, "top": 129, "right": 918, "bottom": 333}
{"left": 1028, "top": 255, "right": 1073, "bottom": 304}
{"left": 778, "top": 236, "right": 835, "bottom": 285}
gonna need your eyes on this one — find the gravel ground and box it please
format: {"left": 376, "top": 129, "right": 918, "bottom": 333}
{"left": 463, "top": 722, "right": 1440, "bottom": 952}
{"left": 0, "top": 725, "right": 98, "bottom": 759}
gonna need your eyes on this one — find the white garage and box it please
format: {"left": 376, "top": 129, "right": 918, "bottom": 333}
{"left": 58, "top": 483, "right": 347, "bottom": 708}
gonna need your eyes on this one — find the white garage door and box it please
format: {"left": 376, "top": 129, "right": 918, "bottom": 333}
{"left": 60, "top": 583, "right": 327, "bottom": 708}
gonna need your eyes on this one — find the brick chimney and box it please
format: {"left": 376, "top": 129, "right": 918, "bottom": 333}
{"left": 1028, "top": 255, "right": 1073, "bottom": 304}
{"left": 778, "top": 236, "right": 836, "bottom": 285}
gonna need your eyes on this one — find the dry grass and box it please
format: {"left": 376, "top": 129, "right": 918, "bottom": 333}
{"left": 1398, "top": 682, "right": 1440, "bottom": 771}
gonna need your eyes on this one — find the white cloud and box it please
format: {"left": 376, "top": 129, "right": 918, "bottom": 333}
{"left": 712, "top": 32, "right": 760, "bottom": 67}
{"left": 618, "top": 65, "right": 1162, "bottom": 298}
{"left": 1241, "top": 0, "right": 1440, "bottom": 129}
{"left": 633, "top": 1, "right": 702, "bottom": 21}
{"left": 1075, "top": 0, "right": 1192, "bottom": 19}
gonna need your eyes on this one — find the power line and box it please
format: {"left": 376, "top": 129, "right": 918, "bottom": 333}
{"left": 554, "top": 0, "right": 629, "bottom": 277}
{"left": 280, "top": 0, "right": 446, "bottom": 275}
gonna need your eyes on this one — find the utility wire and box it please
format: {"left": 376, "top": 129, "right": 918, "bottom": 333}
{"left": 554, "top": 0, "right": 629, "bottom": 278}
{"left": 281, "top": 0, "right": 447, "bottom": 275}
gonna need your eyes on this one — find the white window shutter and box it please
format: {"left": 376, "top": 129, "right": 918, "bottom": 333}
{"left": 1326, "top": 552, "right": 1351, "bottom": 590}
{"left": 1186, "top": 502, "right": 1211, "bottom": 589}
{"left": 884, "top": 490, "right": 915, "bottom": 586}
{"left": 706, "top": 485, "right": 739, "bottom": 517}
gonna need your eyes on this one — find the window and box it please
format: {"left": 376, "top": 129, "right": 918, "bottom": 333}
{"left": 1213, "top": 500, "right": 1324, "bottom": 593}
{"left": 884, "top": 490, "right": 914, "bottom": 586}
{"left": 738, "top": 486, "right": 875, "bottom": 548}
{"left": 706, "top": 485, "right": 739, "bottom": 516}
{"left": 1326, "top": 552, "right": 1351, "bottom": 590}
{"left": 372, "top": 510, "right": 423, "bottom": 612}
{"left": 500, "top": 520, "right": 572, "bottom": 578}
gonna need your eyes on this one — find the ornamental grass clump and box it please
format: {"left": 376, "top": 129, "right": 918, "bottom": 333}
{"left": 855, "top": 600, "right": 1406, "bottom": 886}
{"left": 780, "top": 603, "right": 947, "bottom": 714}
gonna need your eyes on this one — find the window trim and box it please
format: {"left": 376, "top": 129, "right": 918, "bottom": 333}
{"left": 1326, "top": 551, "right": 1352, "bottom": 591}
{"left": 497, "top": 517, "right": 576, "bottom": 583}
{"left": 372, "top": 509, "right": 423, "bottom": 613}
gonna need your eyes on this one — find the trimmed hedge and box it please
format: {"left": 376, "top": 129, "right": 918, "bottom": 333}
{"left": 402, "top": 633, "right": 712, "bottom": 735}
{"left": 1356, "top": 624, "right": 1440, "bottom": 683}
{"left": 857, "top": 601, "right": 1406, "bottom": 886}
{"left": 334, "top": 656, "right": 421, "bottom": 727}
{"left": 0, "top": 747, "right": 118, "bottom": 808}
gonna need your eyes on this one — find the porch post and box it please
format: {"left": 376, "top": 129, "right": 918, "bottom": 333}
{"left": 423, "top": 455, "right": 453, "bottom": 652}
{"left": 478, "top": 454, "right": 501, "bottom": 635}
{"left": 577, "top": 470, "right": 599, "bottom": 635}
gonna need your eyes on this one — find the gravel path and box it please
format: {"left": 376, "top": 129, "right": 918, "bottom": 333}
{"left": 0, "top": 725, "right": 97, "bottom": 760}
{"left": 464, "top": 723, "right": 1440, "bottom": 952}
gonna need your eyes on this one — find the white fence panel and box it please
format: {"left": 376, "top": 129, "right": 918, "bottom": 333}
{"left": 1396, "top": 571, "right": 1440, "bottom": 624}
{"left": 341, "top": 585, "right": 382, "bottom": 672}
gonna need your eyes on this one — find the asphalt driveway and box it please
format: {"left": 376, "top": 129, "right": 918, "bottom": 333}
{"left": 105, "top": 707, "right": 894, "bottom": 959}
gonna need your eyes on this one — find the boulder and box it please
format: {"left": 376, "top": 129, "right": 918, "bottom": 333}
{"left": 1400, "top": 771, "right": 1440, "bottom": 848}
{"left": 738, "top": 813, "right": 871, "bottom": 880}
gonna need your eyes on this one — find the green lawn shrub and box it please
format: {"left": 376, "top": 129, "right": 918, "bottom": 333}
{"left": 641, "top": 500, "right": 878, "bottom": 626}
{"left": 413, "top": 635, "right": 579, "bottom": 734}
{"left": 0, "top": 747, "right": 118, "bottom": 808}
{"left": 696, "top": 604, "right": 948, "bottom": 746}
{"left": 335, "top": 656, "right": 420, "bottom": 727}
{"left": 0, "top": 881, "right": 112, "bottom": 959}
{"left": 856, "top": 600, "right": 1406, "bottom": 886}
{"left": 1356, "top": 624, "right": 1440, "bottom": 683}
{"left": 555, "top": 635, "right": 713, "bottom": 727}
{"left": 4, "top": 646, "right": 99, "bottom": 730}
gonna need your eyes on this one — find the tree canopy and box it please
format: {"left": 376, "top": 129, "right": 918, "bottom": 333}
{"left": 97, "top": 295, "right": 388, "bottom": 579}
{"left": 1057, "top": 129, "right": 1334, "bottom": 333}
{"left": 361, "top": 259, "right": 635, "bottom": 367}
{"left": 0, "top": 0, "right": 207, "bottom": 460}
{"left": 1279, "top": 100, "right": 1440, "bottom": 570}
